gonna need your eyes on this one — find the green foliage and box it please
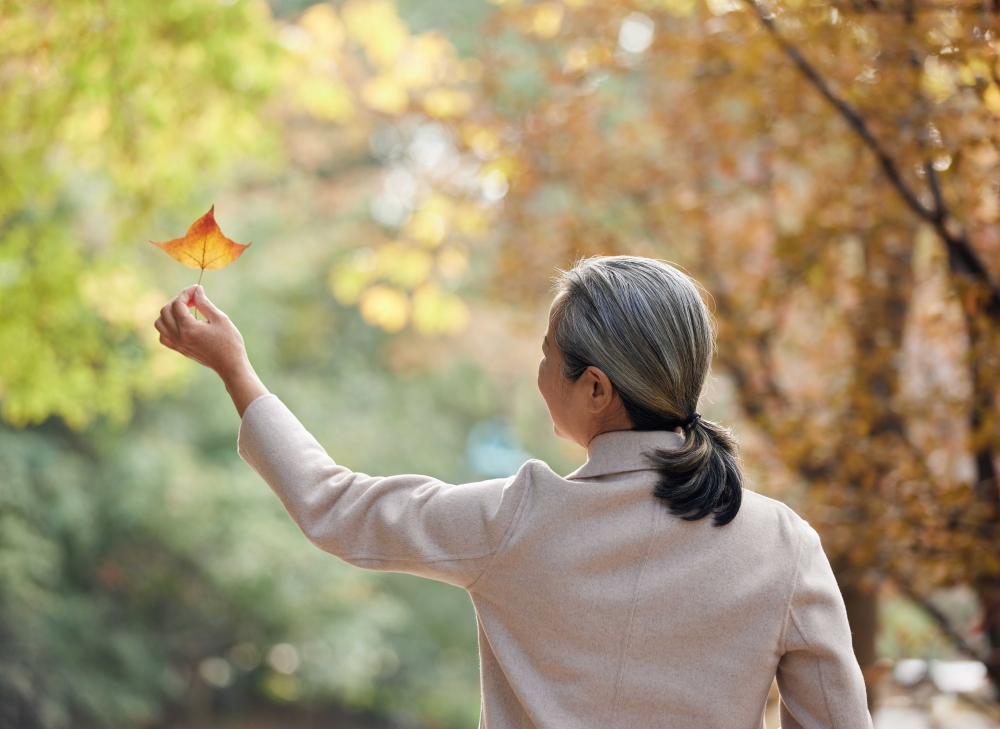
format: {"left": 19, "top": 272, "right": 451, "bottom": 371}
{"left": 0, "top": 425, "right": 184, "bottom": 727}
{"left": 0, "top": 329, "right": 501, "bottom": 728}
{"left": 0, "top": 0, "right": 281, "bottom": 428}
{"left": 0, "top": 216, "right": 175, "bottom": 427}
{"left": 0, "top": 137, "right": 575, "bottom": 723}
{"left": 17, "top": 0, "right": 997, "bottom": 722}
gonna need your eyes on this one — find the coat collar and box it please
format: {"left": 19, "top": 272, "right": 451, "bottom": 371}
{"left": 565, "top": 428, "right": 684, "bottom": 480}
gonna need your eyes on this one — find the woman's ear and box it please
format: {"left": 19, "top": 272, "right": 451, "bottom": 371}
{"left": 583, "top": 366, "right": 616, "bottom": 414}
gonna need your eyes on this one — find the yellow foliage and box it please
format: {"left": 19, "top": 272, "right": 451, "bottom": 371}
{"left": 436, "top": 247, "right": 468, "bottom": 279}
{"left": 656, "top": 0, "right": 697, "bottom": 17}
{"left": 394, "top": 33, "right": 458, "bottom": 89}
{"left": 359, "top": 284, "right": 410, "bottom": 332}
{"left": 79, "top": 268, "right": 165, "bottom": 333}
{"left": 481, "top": 155, "right": 518, "bottom": 179}
{"left": 420, "top": 193, "right": 456, "bottom": 220}
{"left": 0, "top": 0, "right": 275, "bottom": 428}
{"left": 452, "top": 203, "right": 490, "bottom": 239}
{"left": 958, "top": 57, "right": 991, "bottom": 86}
{"left": 295, "top": 76, "right": 356, "bottom": 122}
{"left": 330, "top": 243, "right": 432, "bottom": 307}
{"left": 377, "top": 243, "right": 434, "bottom": 288}
{"left": 78, "top": 267, "right": 188, "bottom": 389}
{"left": 329, "top": 248, "right": 378, "bottom": 305}
{"left": 706, "top": 0, "right": 743, "bottom": 15}
{"left": 329, "top": 266, "right": 371, "bottom": 305}
{"left": 984, "top": 84, "right": 1000, "bottom": 117}
{"left": 563, "top": 42, "right": 593, "bottom": 73}
{"left": 532, "top": 3, "right": 564, "bottom": 39}
{"left": 60, "top": 104, "right": 112, "bottom": 146}
{"left": 462, "top": 124, "right": 501, "bottom": 159}
{"left": 412, "top": 283, "right": 469, "bottom": 336}
{"left": 341, "top": 0, "right": 409, "bottom": 70}
{"left": 423, "top": 88, "right": 473, "bottom": 119}
{"left": 298, "top": 3, "right": 345, "bottom": 53}
{"left": 405, "top": 209, "right": 448, "bottom": 247}
{"left": 361, "top": 75, "right": 409, "bottom": 115}
{"left": 921, "top": 55, "right": 956, "bottom": 103}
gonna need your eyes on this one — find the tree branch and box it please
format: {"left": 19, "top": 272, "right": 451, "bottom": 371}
{"left": 744, "top": 0, "right": 1000, "bottom": 318}
{"left": 747, "top": 1, "right": 929, "bottom": 214}
{"left": 925, "top": 162, "right": 946, "bottom": 222}
{"left": 830, "top": 1, "right": 1000, "bottom": 13}
{"left": 898, "top": 581, "right": 983, "bottom": 661}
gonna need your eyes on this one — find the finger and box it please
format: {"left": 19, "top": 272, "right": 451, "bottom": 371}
{"left": 155, "top": 315, "right": 178, "bottom": 347}
{"left": 158, "top": 333, "right": 177, "bottom": 351}
{"left": 160, "top": 300, "right": 179, "bottom": 336}
{"left": 171, "top": 296, "right": 196, "bottom": 328}
{"left": 178, "top": 284, "right": 200, "bottom": 308}
{"left": 190, "top": 285, "right": 225, "bottom": 323}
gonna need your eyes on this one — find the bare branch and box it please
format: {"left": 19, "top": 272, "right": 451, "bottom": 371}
{"left": 925, "top": 162, "right": 947, "bottom": 222}
{"left": 898, "top": 582, "right": 983, "bottom": 660}
{"left": 830, "top": 1, "right": 1000, "bottom": 13}
{"left": 747, "top": 2, "right": 931, "bottom": 215}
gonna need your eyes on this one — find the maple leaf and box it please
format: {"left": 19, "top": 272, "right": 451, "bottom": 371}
{"left": 150, "top": 205, "right": 251, "bottom": 284}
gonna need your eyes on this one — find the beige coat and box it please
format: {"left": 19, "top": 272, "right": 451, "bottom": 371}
{"left": 238, "top": 394, "right": 872, "bottom": 729}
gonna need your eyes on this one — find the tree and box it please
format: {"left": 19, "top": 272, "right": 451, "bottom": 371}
{"left": 0, "top": 2, "right": 542, "bottom": 726}
{"left": 7, "top": 0, "right": 999, "bottom": 719}
{"left": 318, "top": 0, "right": 1000, "bottom": 698}
{"left": 427, "top": 0, "right": 1000, "bottom": 696}
{"left": 0, "top": 0, "right": 279, "bottom": 428}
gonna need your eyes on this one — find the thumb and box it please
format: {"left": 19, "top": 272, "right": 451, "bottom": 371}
{"left": 190, "top": 285, "right": 224, "bottom": 322}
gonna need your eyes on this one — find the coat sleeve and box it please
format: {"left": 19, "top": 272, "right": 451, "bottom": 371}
{"left": 236, "top": 394, "right": 531, "bottom": 589}
{"left": 776, "top": 524, "right": 873, "bottom": 729}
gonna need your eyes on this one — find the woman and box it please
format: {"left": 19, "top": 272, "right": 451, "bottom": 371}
{"left": 155, "top": 255, "right": 872, "bottom": 729}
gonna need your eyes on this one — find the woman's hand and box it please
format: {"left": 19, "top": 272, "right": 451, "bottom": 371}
{"left": 154, "top": 285, "right": 269, "bottom": 417}
{"left": 155, "top": 285, "right": 245, "bottom": 374}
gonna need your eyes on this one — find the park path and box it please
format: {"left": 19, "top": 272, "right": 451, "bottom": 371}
{"left": 873, "top": 701, "right": 999, "bottom": 729}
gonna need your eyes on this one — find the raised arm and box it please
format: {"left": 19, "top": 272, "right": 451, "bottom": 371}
{"left": 154, "top": 286, "right": 530, "bottom": 588}
{"left": 776, "top": 525, "right": 873, "bottom": 729}
{"left": 236, "top": 393, "right": 529, "bottom": 587}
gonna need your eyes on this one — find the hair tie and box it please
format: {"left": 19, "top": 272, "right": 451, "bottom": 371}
{"left": 681, "top": 412, "right": 701, "bottom": 429}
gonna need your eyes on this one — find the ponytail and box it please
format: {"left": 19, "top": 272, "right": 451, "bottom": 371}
{"left": 620, "top": 393, "right": 745, "bottom": 526}
{"left": 645, "top": 417, "right": 744, "bottom": 526}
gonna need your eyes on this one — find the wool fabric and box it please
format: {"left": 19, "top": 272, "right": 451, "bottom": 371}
{"left": 237, "top": 393, "right": 872, "bottom": 729}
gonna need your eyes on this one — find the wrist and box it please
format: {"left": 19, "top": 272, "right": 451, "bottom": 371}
{"left": 218, "top": 355, "right": 269, "bottom": 418}
{"left": 216, "top": 351, "right": 253, "bottom": 384}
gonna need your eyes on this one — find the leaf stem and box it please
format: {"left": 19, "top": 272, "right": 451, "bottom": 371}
{"left": 194, "top": 268, "right": 204, "bottom": 320}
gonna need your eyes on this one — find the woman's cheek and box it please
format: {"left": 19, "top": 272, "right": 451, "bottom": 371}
{"left": 537, "top": 363, "right": 560, "bottom": 420}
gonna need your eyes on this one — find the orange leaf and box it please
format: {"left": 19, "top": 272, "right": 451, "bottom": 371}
{"left": 150, "top": 206, "right": 251, "bottom": 271}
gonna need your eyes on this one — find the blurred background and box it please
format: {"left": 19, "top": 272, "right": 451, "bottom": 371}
{"left": 2, "top": 0, "right": 1000, "bottom": 726}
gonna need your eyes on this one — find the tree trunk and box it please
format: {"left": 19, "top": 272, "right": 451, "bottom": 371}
{"left": 976, "top": 582, "right": 1000, "bottom": 696}
{"left": 836, "top": 574, "right": 880, "bottom": 712}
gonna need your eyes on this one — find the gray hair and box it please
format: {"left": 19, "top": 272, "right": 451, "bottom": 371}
{"left": 552, "top": 255, "right": 745, "bottom": 526}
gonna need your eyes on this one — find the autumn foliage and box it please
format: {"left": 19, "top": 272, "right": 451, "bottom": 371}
{"left": 151, "top": 206, "right": 251, "bottom": 274}
{"left": 2, "top": 0, "right": 1000, "bottom": 721}
{"left": 289, "top": 0, "right": 1000, "bottom": 693}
